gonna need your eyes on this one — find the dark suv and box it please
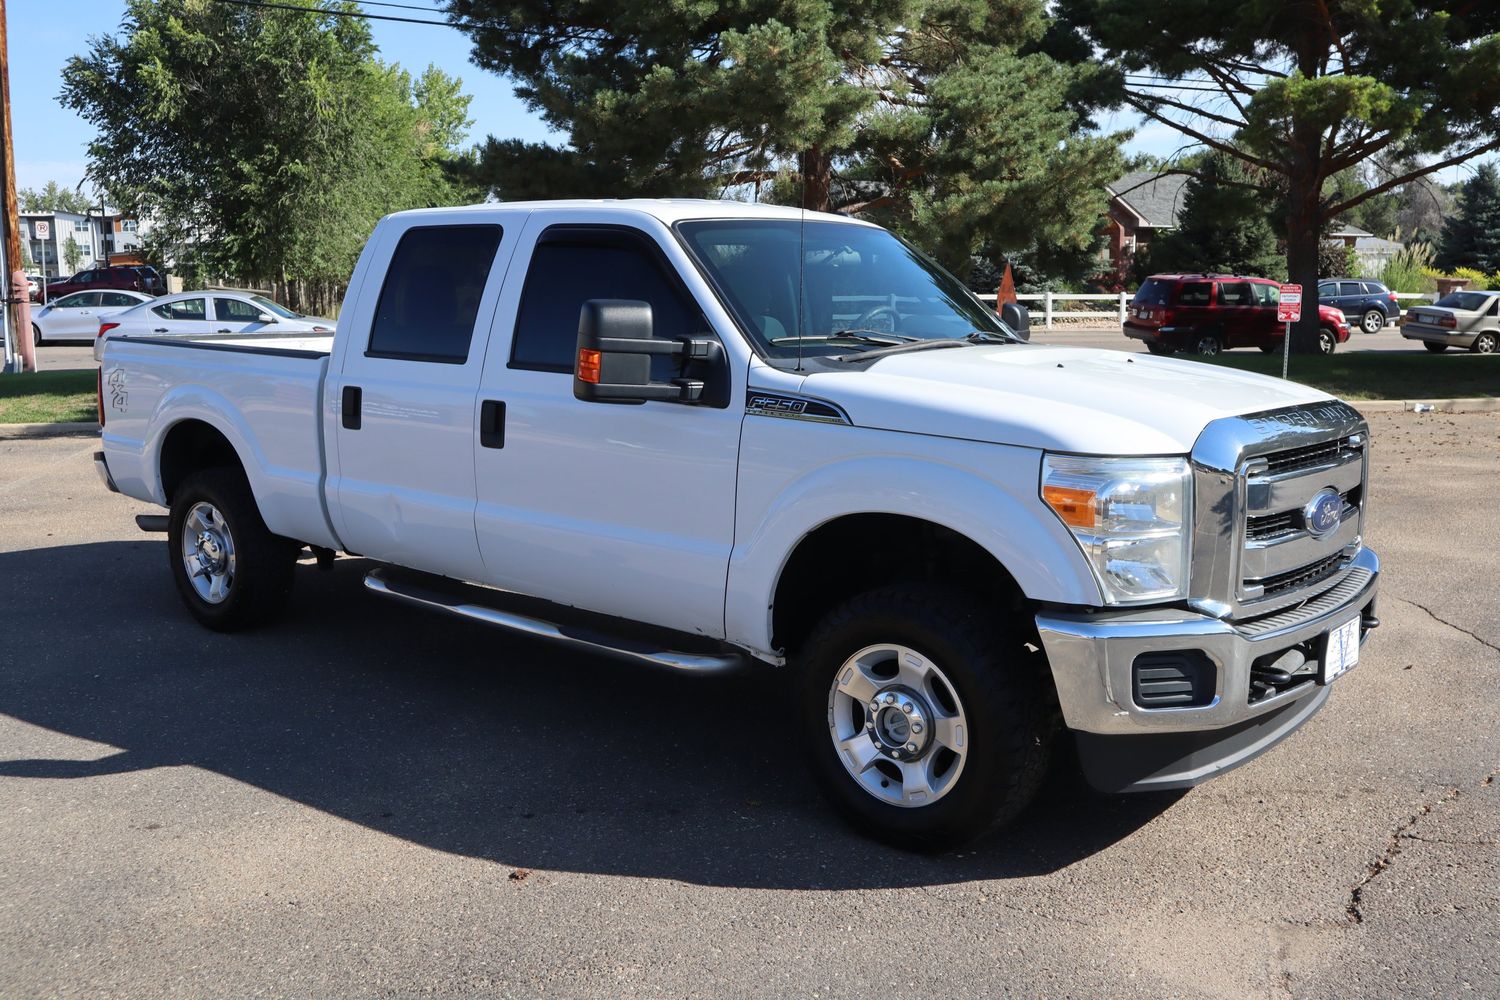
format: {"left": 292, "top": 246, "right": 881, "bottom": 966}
{"left": 44, "top": 264, "right": 164, "bottom": 300}
{"left": 1124, "top": 274, "right": 1352, "bottom": 356}
{"left": 1319, "top": 278, "right": 1401, "bottom": 334}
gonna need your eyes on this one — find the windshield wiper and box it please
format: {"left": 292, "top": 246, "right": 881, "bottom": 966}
{"left": 834, "top": 331, "right": 1012, "bottom": 362}
{"left": 770, "top": 329, "right": 918, "bottom": 348}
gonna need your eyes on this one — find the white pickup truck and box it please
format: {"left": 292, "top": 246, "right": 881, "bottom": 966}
{"left": 95, "top": 200, "right": 1379, "bottom": 848}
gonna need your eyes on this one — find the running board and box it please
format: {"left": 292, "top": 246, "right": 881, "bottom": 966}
{"left": 363, "top": 569, "right": 746, "bottom": 675}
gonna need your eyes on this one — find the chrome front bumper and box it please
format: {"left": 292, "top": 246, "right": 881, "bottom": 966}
{"left": 1036, "top": 547, "right": 1378, "bottom": 738}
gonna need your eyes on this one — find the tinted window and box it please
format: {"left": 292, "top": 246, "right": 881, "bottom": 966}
{"left": 511, "top": 234, "right": 705, "bottom": 372}
{"left": 1217, "top": 281, "right": 1253, "bottom": 306}
{"left": 99, "top": 292, "right": 139, "bottom": 307}
{"left": 1339, "top": 282, "right": 1363, "bottom": 296}
{"left": 368, "top": 225, "right": 502, "bottom": 363}
{"left": 151, "top": 298, "right": 206, "bottom": 321}
{"left": 1433, "top": 292, "right": 1491, "bottom": 311}
{"left": 55, "top": 292, "right": 98, "bottom": 308}
{"left": 215, "top": 297, "right": 265, "bottom": 321}
{"left": 1318, "top": 282, "right": 1336, "bottom": 297}
{"left": 1177, "top": 282, "right": 1212, "bottom": 306}
{"left": 1134, "top": 278, "right": 1172, "bottom": 306}
{"left": 74, "top": 271, "right": 96, "bottom": 284}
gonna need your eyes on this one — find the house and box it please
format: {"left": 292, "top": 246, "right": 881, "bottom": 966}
{"left": 21, "top": 208, "right": 149, "bottom": 277}
{"left": 1103, "top": 171, "right": 1189, "bottom": 272}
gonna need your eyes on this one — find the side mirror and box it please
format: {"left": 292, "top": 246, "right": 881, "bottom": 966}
{"left": 573, "top": 299, "right": 723, "bottom": 405}
{"left": 1000, "top": 302, "right": 1031, "bottom": 341}
{"left": 256, "top": 312, "right": 278, "bottom": 324}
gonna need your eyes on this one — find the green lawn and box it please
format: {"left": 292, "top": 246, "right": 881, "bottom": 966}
{"left": 1184, "top": 350, "right": 1499, "bottom": 401}
{"left": 0, "top": 370, "right": 98, "bottom": 424}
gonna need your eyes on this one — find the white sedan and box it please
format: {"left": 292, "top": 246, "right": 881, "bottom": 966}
{"left": 33, "top": 290, "right": 155, "bottom": 345}
{"left": 95, "top": 289, "right": 335, "bottom": 361}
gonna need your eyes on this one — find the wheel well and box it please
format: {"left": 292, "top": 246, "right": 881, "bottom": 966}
{"left": 159, "top": 420, "right": 243, "bottom": 502}
{"left": 771, "top": 514, "right": 1029, "bottom": 655}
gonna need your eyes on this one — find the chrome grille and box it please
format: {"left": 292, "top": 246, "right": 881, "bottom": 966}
{"left": 1260, "top": 435, "right": 1362, "bottom": 476}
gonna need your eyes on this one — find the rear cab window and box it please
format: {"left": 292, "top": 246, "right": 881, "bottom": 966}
{"left": 367, "top": 225, "right": 504, "bottom": 363}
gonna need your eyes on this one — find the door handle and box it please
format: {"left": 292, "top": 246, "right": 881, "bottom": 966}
{"left": 479, "top": 400, "right": 505, "bottom": 449}
{"left": 342, "top": 386, "right": 362, "bottom": 430}
{"left": 216, "top": 328, "right": 232, "bottom": 333}
{"left": 152, "top": 327, "right": 168, "bottom": 333}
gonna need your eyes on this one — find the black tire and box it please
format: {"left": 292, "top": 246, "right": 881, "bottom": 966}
{"left": 1360, "top": 309, "right": 1385, "bottom": 334}
{"left": 1145, "top": 342, "right": 1174, "bottom": 356}
{"left": 1318, "top": 328, "right": 1337, "bottom": 354}
{"left": 796, "top": 583, "right": 1055, "bottom": 851}
{"left": 1191, "top": 330, "right": 1223, "bottom": 356}
{"left": 32, "top": 324, "right": 42, "bottom": 347}
{"left": 1423, "top": 340, "right": 1448, "bottom": 353}
{"left": 167, "top": 466, "right": 297, "bottom": 632}
{"left": 1259, "top": 344, "right": 1278, "bottom": 354}
{"left": 1471, "top": 332, "right": 1497, "bottom": 355}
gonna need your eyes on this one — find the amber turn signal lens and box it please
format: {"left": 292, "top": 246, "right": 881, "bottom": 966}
{"left": 578, "top": 348, "right": 602, "bottom": 384}
{"left": 1042, "top": 484, "right": 1096, "bottom": 530}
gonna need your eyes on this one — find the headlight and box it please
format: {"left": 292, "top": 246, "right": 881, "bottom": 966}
{"left": 1041, "top": 454, "right": 1192, "bottom": 604}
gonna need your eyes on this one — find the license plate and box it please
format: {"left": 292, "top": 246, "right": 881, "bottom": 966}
{"left": 1321, "top": 617, "right": 1361, "bottom": 684}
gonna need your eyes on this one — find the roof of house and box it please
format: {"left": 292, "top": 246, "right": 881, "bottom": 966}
{"left": 1354, "top": 236, "right": 1403, "bottom": 252}
{"left": 1106, "top": 172, "right": 1190, "bottom": 229}
{"left": 1328, "top": 221, "right": 1374, "bottom": 238}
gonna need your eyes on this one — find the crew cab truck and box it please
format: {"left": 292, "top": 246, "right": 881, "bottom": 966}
{"left": 95, "top": 201, "right": 1380, "bottom": 849}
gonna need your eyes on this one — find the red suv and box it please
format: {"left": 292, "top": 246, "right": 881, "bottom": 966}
{"left": 44, "top": 264, "right": 164, "bottom": 300}
{"left": 1124, "top": 274, "right": 1351, "bottom": 356}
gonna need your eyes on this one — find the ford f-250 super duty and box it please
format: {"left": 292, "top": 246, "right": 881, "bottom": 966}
{"left": 95, "top": 200, "right": 1379, "bottom": 848}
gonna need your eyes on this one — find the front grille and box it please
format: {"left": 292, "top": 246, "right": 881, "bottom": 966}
{"left": 1260, "top": 435, "right": 1363, "bottom": 476}
{"left": 1245, "top": 486, "right": 1361, "bottom": 542}
{"left": 1253, "top": 552, "right": 1345, "bottom": 597}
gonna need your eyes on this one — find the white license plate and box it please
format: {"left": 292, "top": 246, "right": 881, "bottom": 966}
{"left": 1322, "top": 617, "right": 1361, "bottom": 684}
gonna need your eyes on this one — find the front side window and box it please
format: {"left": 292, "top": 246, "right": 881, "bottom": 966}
{"left": 676, "top": 219, "right": 1012, "bottom": 361}
{"left": 55, "top": 292, "right": 97, "bottom": 308}
{"left": 367, "top": 225, "right": 502, "bottom": 363}
{"left": 99, "top": 292, "right": 139, "bottom": 307}
{"left": 1252, "top": 283, "right": 1281, "bottom": 306}
{"left": 215, "top": 297, "right": 264, "bottom": 322}
{"left": 151, "top": 297, "right": 206, "bottom": 321}
{"left": 1318, "top": 282, "right": 1337, "bottom": 297}
{"left": 511, "top": 231, "right": 706, "bottom": 373}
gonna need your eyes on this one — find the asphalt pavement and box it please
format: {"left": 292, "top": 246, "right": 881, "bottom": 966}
{"left": 0, "top": 414, "right": 1496, "bottom": 999}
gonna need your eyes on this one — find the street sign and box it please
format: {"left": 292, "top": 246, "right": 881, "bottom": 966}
{"left": 34, "top": 220, "right": 49, "bottom": 239}
{"left": 1278, "top": 283, "right": 1302, "bottom": 324}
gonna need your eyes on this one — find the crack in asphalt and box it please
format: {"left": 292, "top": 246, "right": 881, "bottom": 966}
{"left": 1390, "top": 596, "right": 1500, "bottom": 657}
{"left": 1345, "top": 767, "right": 1500, "bottom": 925}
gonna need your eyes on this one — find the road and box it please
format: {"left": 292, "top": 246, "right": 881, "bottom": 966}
{"left": 1, "top": 415, "right": 1496, "bottom": 999}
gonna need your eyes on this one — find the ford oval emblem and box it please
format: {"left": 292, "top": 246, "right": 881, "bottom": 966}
{"left": 1304, "top": 489, "right": 1344, "bottom": 538}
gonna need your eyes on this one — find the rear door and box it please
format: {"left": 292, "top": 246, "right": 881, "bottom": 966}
{"left": 469, "top": 213, "right": 745, "bottom": 635}
{"left": 327, "top": 215, "right": 524, "bottom": 581}
{"left": 1215, "top": 280, "right": 1256, "bottom": 346}
{"left": 144, "top": 296, "right": 212, "bottom": 339}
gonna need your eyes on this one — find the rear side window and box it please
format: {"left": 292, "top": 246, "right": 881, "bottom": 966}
{"left": 1217, "top": 281, "right": 1252, "bottom": 306}
{"left": 1134, "top": 278, "right": 1171, "bottom": 306}
{"left": 1339, "top": 281, "right": 1363, "bottom": 296}
{"left": 1178, "top": 282, "right": 1212, "bottom": 306}
{"left": 151, "top": 298, "right": 206, "bottom": 321}
{"left": 510, "top": 230, "right": 705, "bottom": 373}
{"left": 367, "top": 225, "right": 503, "bottom": 363}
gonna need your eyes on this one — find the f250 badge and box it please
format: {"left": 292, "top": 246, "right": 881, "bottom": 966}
{"left": 107, "top": 369, "right": 128, "bottom": 412}
{"left": 745, "top": 391, "right": 849, "bottom": 425}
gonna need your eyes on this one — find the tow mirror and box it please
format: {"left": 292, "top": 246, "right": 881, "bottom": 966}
{"left": 573, "top": 299, "right": 723, "bottom": 405}
{"left": 1001, "top": 302, "right": 1031, "bottom": 341}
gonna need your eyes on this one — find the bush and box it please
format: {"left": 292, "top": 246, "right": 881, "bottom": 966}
{"left": 1447, "top": 267, "right": 1494, "bottom": 290}
{"left": 1379, "top": 242, "right": 1436, "bottom": 293}
{"left": 1318, "top": 241, "right": 1359, "bottom": 278}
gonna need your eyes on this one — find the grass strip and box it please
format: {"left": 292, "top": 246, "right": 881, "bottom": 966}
{"left": 1184, "top": 350, "right": 1498, "bottom": 401}
{"left": 0, "top": 370, "right": 98, "bottom": 424}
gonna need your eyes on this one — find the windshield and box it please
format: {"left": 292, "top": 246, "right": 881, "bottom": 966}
{"left": 249, "top": 294, "right": 300, "bottom": 319}
{"left": 677, "top": 219, "right": 1013, "bottom": 361}
{"left": 1433, "top": 291, "right": 1493, "bottom": 312}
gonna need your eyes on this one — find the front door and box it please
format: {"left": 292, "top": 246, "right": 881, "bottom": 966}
{"left": 471, "top": 214, "right": 744, "bottom": 637}
{"left": 328, "top": 217, "right": 523, "bottom": 581}
{"left": 43, "top": 292, "right": 100, "bottom": 340}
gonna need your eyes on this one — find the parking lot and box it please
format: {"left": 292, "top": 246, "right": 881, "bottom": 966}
{"left": 1, "top": 411, "right": 1496, "bottom": 999}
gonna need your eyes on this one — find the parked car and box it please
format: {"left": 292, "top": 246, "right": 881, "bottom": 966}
{"left": 95, "top": 200, "right": 1379, "bottom": 849}
{"left": 45, "top": 264, "right": 164, "bottom": 299}
{"left": 32, "top": 290, "right": 154, "bottom": 345}
{"left": 1124, "top": 274, "right": 1351, "bottom": 356}
{"left": 24, "top": 274, "right": 41, "bottom": 302}
{"left": 1400, "top": 289, "right": 1500, "bottom": 354}
{"left": 1319, "top": 279, "right": 1400, "bottom": 334}
{"left": 94, "top": 289, "right": 334, "bottom": 361}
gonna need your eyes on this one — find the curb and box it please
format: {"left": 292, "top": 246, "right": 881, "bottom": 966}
{"left": 0, "top": 421, "right": 100, "bottom": 440}
{"left": 1356, "top": 397, "right": 1500, "bottom": 414}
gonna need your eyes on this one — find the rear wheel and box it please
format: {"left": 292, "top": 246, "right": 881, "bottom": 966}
{"left": 1145, "top": 342, "right": 1174, "bottom": 356}
{"left": 797, "top": 583, "right": 1054, "bottom": 850}
{"left": 1259, "top": 344, "right": 1278, "bottom": 354}
{"left": 1360, "top": 309, "right": 1385, "bottom": 334}
{"left": 1471, "top": 332, "right": 1497, "bottom": 355}
{"left": 1423, "top": 340, "right": 1449, "bottom": 353}
{"left": 167, "top": 466, "right": 298, "bottom": 631}
{"left": 1191, "top": 330, "right": 1223, "bottom": 357}
{"left": 1318, "top": 328, "right": 1337, "bottom": 354}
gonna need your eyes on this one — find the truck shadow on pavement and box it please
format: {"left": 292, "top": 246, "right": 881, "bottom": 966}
{"left": 0, "top": 542, "right": 1181, "bottom": 889}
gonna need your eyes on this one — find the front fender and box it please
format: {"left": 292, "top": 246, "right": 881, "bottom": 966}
{"left": 724, "top": 428, "right": 1103, "bottom": 655}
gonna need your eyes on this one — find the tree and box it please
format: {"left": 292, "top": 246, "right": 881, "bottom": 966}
{"left": 63, "top": 235, "right": 83, "bottom": 274}
{"left": 1318, "top": 241, "right": 1358, "bottom": 279}
{"left": 61, "top": 0, "right": 480, "bottom": 285}
{"left": 1056, "top": 2, "right": 1500, "bottom": 351}
{"left": 19, "top": 239, "right": 34, "bottom": 272}
{"left": 1437, "top": 163, "right": 1500, "bottom": 275}
{"left": 18, "top": 181, "right": 94, "bottom": 215}
{"left": 446, "top": 0, "right": 1126, "bottom": 276}
{"left": 1140, "top": 154, "right": 1283, "bottom": 279}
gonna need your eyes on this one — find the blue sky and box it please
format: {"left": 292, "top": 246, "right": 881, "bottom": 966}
{"left": 7, "top": 1, "right": 1485, "bottom": 197}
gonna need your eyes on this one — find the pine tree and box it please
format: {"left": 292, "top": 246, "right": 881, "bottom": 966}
{"left": 1142, "top": 155, "right": 1282, "bottom": 279}
{"left": 1437, "top": 164, "right": 1500, "bottom": 276}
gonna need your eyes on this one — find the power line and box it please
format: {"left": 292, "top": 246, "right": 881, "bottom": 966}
{"left": 210, "top": 0, "right": 472, "bottom": 30}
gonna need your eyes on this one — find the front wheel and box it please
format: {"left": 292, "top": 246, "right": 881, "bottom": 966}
{"left": 1423, "top": 340, "right": 1449, "bottom": 353}
{"left": 168, "top": 466, "right": 298, "bottom": 631}
{"left": 797, "top": 584, "right": 1054, "bottom": 850}
{"left": 1319, "top": 329, "right": 1337, "bottom": 354}
{"left": 1361, "top": 309, "right": 1385, "bottom": 334}
{"left": 1471, "top": 332, "right": 1497, "bottom": 355}
{"left": 32, "top": 324, "right": 42, "bottom": 347}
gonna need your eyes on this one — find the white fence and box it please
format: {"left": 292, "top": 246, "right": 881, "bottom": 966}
{"left": 977, "top": 290, "right": 1442, "bottom": 329}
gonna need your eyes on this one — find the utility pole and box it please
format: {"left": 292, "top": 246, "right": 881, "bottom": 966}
{"left": 0, "top": 0, "right": 35, "bottom": 373}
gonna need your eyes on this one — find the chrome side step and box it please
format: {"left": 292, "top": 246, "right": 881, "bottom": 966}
{"left": 363, "top": 569, "right": 746, "bottom": 675}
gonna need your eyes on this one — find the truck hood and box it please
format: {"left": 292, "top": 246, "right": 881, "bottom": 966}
{"left": 799, "top": 344, "right": 1335, "bottom": 454}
